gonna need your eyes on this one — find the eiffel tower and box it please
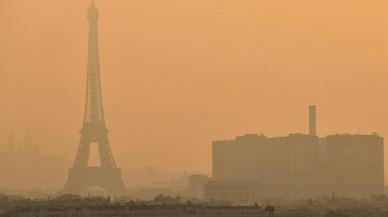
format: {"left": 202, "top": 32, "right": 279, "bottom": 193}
{"left": 63, "top": 1, "right": 127, "bottom": 196}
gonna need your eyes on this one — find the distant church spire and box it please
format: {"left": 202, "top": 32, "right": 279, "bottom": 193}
{"left": 24, "top": 131, "right": 33, "bottom": 149}
{"left": 8, "top": 129, "right": 14, "bottom": 153}
{"left": 34, "top": 142, "right": 41, "bottom": 154}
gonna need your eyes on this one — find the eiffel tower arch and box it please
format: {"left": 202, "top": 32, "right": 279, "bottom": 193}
{"left": 63, "top": 1, "right": 127, "bottom": 196}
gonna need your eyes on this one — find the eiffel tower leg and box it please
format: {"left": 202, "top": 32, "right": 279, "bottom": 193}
{"left": 63, "top": 169, "right": 88, "bottom": 194}
{"left": 63, "top": 167, "right": 127, "bottom": 196}
{"left": 73, "top": 134, "right": 91, "bottom": 168}
{"left": 98, "top": 134, "right": 116, "bottom": 168}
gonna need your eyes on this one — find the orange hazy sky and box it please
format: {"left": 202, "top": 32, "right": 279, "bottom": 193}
{"left": 0, "top": 0, "right": 388, "bottom": 179}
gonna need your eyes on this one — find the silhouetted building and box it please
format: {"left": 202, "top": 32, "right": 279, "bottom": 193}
{"left": 268, "top": 133, "right": 319, "bottom": 199}
{"left": 213, "top": 133, "right": 318, "bottom": 199}
{"left": 204, "top": 181, "right": 261, "bottom": 205}
{"left": 212, "top": 106, "right": 384, "bottom": 199}
{"left": 212, "top": 134, "right": 268, "bottom": 190}
{"left": 188, "top": 174, "right": 210, "bottom": 199}
{"left": 0, "top": 132, "right": 71, "bottom": 190}
{"left": 152, "top": 194, "right": 181, "bottom": 205}
{"left": 135, "top": 188, "right": 173, "bottom": 200}
{"left": 324, "top": 133, "right": 384, "bottom": 198}
{"left": 171, "top": 168, "right": 189, "bottom": 194}
{"left": 3, "top": 203, "right": 306, "bottom": 217}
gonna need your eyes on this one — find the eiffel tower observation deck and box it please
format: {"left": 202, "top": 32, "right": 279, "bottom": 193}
{"left": 63, "top": 0, "right": 127, "bottom": 196}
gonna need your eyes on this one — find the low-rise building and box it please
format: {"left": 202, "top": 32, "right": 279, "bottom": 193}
{"left": 204, "top": 181, "right": 262, "bottom": 205}
{"left": 3, "top": 204, "right": 305, "bottom": 217}
{"left": 188, "top": 175, "right": 210, "bottom": 199}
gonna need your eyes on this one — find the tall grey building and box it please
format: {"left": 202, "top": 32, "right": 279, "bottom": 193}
{"left": 212, "top": 133, "right": 318, "bottom": 200}
{"left": 212, "top": 134, "right": 269, "bottom": 197}
{"left": 267, "top": 134, "right": 319, "bottom": 199}
{"left": 324, "top": 133, "right": 384, "bottom": 198}
{"left": 212, "top": 106, "right": 384, "bottom": 200}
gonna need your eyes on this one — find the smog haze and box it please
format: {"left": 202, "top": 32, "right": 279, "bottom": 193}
{"left": 1, "top": 0, "right": 388, "bottom": 185}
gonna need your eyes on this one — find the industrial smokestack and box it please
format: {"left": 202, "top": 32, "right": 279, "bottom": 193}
{"left": 309, "top": 105, "right": 316, "bottom": 136}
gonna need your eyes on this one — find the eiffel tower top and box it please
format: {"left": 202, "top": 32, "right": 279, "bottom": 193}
{"left": 84, "top": 0, "right": 104, "bottom": 125}
{"left": 88, "top": 0, "right": 99, "bottom": 21}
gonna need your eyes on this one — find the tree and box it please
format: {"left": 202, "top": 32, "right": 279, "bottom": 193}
{"left": 265, "top": 205, "right": 275, "bottom": 217}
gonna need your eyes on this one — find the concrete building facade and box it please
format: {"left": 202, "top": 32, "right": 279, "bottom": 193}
{"left": 324, "top": 133, "right": 384, "bottom": 198}
{"left": 212, "top": 106, "right": 384, "bottom": 200}
{"left": 188, "top": 175, "right": 210, "bottom": 199}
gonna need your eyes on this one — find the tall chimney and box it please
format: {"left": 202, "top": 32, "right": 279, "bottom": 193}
{"left": 309, "top": 105, "right": 316, "bottom": 136}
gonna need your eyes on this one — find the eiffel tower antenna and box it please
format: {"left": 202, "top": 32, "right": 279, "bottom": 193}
{"left": 63, "top": 1, "right": 127, "bottom": 196}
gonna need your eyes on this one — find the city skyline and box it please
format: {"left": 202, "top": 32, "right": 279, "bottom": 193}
{"left": 1, "top": 0, "right": 388, "bottom": 180}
